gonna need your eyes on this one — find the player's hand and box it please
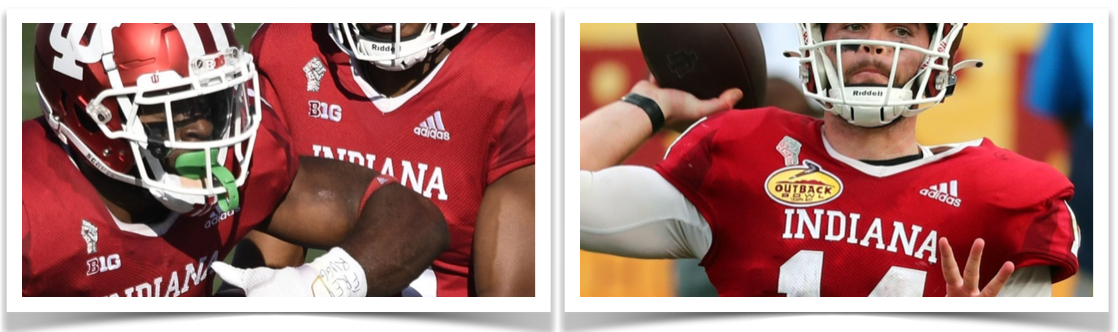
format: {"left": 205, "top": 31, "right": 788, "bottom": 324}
{"left": 210, "top": 247, "right": 368, "bottom": 297}
{"left": 938, "top": 238, "right": 1015, "bottom": 297}
{"left": 630, "top": 76, "right": 743, "bottom": 132}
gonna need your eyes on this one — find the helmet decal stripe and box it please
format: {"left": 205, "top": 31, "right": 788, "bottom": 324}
{"left": 206, "top": 23, "right": 230, "bottom": 51}
{"left": 173, "top": 23, "right": 205, "bottom": 60}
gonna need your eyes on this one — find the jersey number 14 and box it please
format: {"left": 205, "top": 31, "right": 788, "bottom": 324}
{"left": 777, "top": 250, "right": 927, "bottom": 297}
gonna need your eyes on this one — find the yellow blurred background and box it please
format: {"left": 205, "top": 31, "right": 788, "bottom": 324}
{"left": 578, "top": 23, "right": 1080, "bottom": 297}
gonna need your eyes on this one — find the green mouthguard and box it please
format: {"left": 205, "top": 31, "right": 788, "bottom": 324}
{"left": 175, "top": 150, "right": 240, "bottom": 212}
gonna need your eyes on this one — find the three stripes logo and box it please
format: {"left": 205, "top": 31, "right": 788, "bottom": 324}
{"left": 919, "top": 180, "right": 961, "bottom": 207}
{"left": 414, "top": 111, "right": 451, "bottom": 141}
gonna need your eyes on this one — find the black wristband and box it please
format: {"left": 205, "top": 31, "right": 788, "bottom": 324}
{"left": 621, "top": 92, "right": 665, "bottom": 134}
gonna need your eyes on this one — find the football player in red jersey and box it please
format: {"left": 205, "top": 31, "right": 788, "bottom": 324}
{"left": 23, "top": 23, "right": 447, "bottom": 297}
{"left": 580, "top": 23, "right": 1079, "bottom": 297}
{"left": 228, "top": 23, "right": 535, "bottom": 297}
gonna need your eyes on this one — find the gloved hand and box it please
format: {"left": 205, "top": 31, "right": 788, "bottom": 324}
{"left": 211, "top": 247, "right": 368, "bottom": 297}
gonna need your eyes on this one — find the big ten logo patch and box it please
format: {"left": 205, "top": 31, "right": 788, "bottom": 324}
{"left": 309, "top": 100, "right": 342, "bottom": 122}
{"left": 87, "top": 253, "right": 122, "bottom": 276}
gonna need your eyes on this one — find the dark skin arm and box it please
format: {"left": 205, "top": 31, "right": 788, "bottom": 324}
{"left": 235, "top": 156, "right": 448, "bottom": 297}
{"left": 226, "top": 164, "right": 537, "bottom": 297}
{"left": 473, "top": 165, "right": 536, "bottom": 296}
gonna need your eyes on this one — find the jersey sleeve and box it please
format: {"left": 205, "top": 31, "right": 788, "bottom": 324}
{"left": 988, "top": 155, "right": 1080, "bottom": 283}
{"left": 968, "top": 142, "right": 1080, "bottom": 284}
{"left": 1009, "top": 194, "right": 1080, "bottom": 283}
{"left": 652, "top": 113, "right": 726, "bottom": 227}
{"left": 486, "top": 68, "right": 535, "bottom": 184}
{"left": 238, "top": 99, "right": 302, "bottom": 227}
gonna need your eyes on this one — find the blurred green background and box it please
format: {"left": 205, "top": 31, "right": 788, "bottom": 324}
{"left": 20, "top": 23, "right": 261, "bottom": 121}
{"left": 20, "top": 23, "right": 332, "bottom": 294}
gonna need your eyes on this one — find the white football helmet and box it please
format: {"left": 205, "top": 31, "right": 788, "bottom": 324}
{"left": 35, "top": 23, "right": 260, "bottom": 216}
{"left": 330, "top": 23, "right": 472, "bottom": 71}
{"left": 785, "top": 23, "right": 982, "bottom": 127}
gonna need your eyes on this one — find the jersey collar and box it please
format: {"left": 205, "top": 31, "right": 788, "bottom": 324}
{"left": 820, "top": 125, "right": 983, "bottom": 178}
{"left": 347, "top": 51, "right": 452, "bottom": 114}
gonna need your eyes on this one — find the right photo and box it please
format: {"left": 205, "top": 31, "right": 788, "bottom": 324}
{"left": 577, "top": 22, "right": 1092, "bottom": 298}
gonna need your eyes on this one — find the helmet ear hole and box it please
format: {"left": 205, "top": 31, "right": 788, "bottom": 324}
{"left": 67, "top": 96, "right": 100, "bottom": 133}
{"left": 75, "top": 101, "right": 101, "bottom": 132}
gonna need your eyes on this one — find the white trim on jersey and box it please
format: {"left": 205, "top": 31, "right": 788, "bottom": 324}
{"left": 821, "top": 125, "right": 984, "bottom": 178}
{"left": 663, "top": 116, "right": 711, "bottom": 160}
{"left": 1066, "top": 200, "right": 1081, "bottom": 257}
{"left": 351, "top": 50, "right": 453, "bottom": 113}
{"left": 110, "top": 210, "right": 181, "bottom": 237}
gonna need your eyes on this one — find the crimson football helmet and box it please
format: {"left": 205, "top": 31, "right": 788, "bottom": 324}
{"left": 329, "top": 23, "right": 473, "bottom": 71}
{"left": 785, "top": 23, "right": 982, "bottom": 127}
{"left": 34, "top": 23, "right": 260, "bottom": 215}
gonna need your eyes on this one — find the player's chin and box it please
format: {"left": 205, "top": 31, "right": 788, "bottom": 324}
{"left": 211, "top": 288, "right": 247, "bottom": 297}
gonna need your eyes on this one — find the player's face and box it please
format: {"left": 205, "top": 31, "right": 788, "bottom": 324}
{"left": 136, "top": 87, "right": 235, "bottom": 166}
{"left": 356, "top": 23, "right": 427, "bottom": 41}
{"left": 822, "top": 23, "right": 931, "bottom": 87}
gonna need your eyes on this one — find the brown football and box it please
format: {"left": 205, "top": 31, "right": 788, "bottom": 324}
{"left": 636, "top": 23, "right": 767, "bottom": 109}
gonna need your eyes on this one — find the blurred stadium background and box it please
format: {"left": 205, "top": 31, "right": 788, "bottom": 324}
{"left": 578, "top": 23, "right": 1089, "bottom": 297}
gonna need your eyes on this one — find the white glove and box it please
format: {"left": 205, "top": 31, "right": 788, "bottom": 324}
{"left": 211, "top": 247, "right": 368, "bottom": 297}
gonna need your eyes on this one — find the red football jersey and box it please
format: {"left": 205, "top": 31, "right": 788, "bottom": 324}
{"left": 251, "top": 23, "right": 535, "bottom": 297}
{"left": 655, "top": 108, "right": 1079, "bottom": 297}
{"left": 22, "top": 113, "right": 298, "bottom": 297}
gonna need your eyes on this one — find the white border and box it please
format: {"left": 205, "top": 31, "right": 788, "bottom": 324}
{"left": 565, "top": 8, "right": 1108, "bottom": 312}
{"left": 7, "top": 9, "right": 551, "bottom": 313}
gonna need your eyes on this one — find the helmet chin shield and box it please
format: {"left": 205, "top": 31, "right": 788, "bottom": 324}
{"left": 786, "top": 23, "right": 976, "bottom": 128}
{"left": 330, "top": 23, "right": 471, "bottom": 71}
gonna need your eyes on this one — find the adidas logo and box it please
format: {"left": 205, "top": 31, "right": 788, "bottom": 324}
{"left": 414, "top": 111, "right": 451, "bottom": 141}
{"left": 919, "top": 180, "right": 961, "bottom": 207}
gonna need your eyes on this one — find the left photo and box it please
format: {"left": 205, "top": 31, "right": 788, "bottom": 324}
{"left": 19, "top": 23, "right": 539, "bottom": 301}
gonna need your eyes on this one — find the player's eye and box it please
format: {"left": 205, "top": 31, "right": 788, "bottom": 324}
{"left": 842, "top": 24, "right": 865, "bottom": 32}
{"left": 893, "top": 27, "right": 913, "bottom": 38}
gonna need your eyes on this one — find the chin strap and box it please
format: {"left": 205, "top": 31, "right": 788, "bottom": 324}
{"left": 175, "top": 150, "right": 239, "bottom": 212}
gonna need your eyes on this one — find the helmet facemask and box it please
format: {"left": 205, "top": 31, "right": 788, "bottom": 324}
{"left": 36, "top": 24, "right": 261, "bottom": 217}
{"left": 330, "top": 23, "right": 470, "bottom": 71}
{"left": 786, "top": 23, "right": 979, "bottom": 128}
{"left": 94, "top": 47, "right": 259, "bottom": 216}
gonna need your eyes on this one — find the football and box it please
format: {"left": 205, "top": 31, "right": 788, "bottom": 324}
{"left": 636, "top": 23, "right": 768, "bottom": 110}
